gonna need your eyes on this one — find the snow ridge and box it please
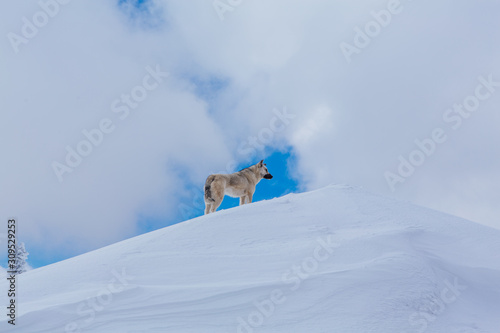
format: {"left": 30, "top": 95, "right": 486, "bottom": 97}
{"left": 1, "top": 185, "right": 499, "bottom": 332}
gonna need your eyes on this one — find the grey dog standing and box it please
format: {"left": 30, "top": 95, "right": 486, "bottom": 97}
{"left": 204, "top": 160, "right": 273, "bottom": 214}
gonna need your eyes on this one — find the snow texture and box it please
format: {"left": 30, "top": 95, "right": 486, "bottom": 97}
{"left": 1, "top": 185, "right": 499, "bottom": 332}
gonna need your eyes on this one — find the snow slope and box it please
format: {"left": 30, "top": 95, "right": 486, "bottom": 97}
{"left": 1, "top": 185, "right": 500, "bottom": 333}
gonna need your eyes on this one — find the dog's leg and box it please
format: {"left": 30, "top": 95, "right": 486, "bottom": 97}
{"left": 211, "top": 197, "right": 223, "bottom": 213}
{"left": 205, "top": 203, "right": 212, "bottom": 215}
{"left": 241, "top": 192, "right": 253, "bottom": 204}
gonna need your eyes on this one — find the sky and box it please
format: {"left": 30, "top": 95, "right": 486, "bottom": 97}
{"left": 1, "top": 0, "right": 499, "bottom": 268}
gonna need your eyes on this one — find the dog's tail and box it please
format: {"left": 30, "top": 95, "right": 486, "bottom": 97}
{"left": 204, "top": 175, "right": 216, "bottom": 203}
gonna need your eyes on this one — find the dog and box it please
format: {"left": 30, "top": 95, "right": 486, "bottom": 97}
{"left": 204, "top": 160, "right": 273, "bottom": 214}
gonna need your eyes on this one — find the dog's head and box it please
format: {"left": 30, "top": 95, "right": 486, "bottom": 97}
{"left": 258, "top": 160, "right": 273, "bottom": 179}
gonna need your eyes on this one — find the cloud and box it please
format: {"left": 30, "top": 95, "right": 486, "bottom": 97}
{"left": 1, "top": 0, "right": 499, "bottom": 265}
{"left": 0, "top": 0, "right": 232, "bottom": 260}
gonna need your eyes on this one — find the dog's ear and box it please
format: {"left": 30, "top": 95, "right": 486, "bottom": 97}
{"left": 258, "top": 160, "right": 264, "bottom": 166}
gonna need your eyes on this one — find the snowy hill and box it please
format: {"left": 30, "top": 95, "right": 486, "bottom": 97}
{"left": 1, "top": 185, "right": 500, "bottom": 333}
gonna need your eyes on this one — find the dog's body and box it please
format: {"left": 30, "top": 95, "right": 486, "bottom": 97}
{"left": 204, "top": 160, "right": 273, "bottom": 214}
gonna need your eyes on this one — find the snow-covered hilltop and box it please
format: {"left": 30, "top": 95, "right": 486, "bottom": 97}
{"left": 1, "top": 185, "right": 500, "bottom": 332}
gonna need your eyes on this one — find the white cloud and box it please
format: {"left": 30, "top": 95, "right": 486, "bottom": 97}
{"left": 1, "top": 0, "right": 499, "bottom": 264}
{"left": 0, "top": 0, "right": 232, "bottom": 258}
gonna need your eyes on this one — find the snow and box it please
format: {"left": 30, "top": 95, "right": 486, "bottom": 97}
{"left": 1, "top": 185, "right": 499, "bottom": 332}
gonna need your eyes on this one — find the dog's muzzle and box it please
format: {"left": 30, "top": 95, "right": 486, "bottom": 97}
{"left": 264, "top": 174, "right": 273, "bottom": 179}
